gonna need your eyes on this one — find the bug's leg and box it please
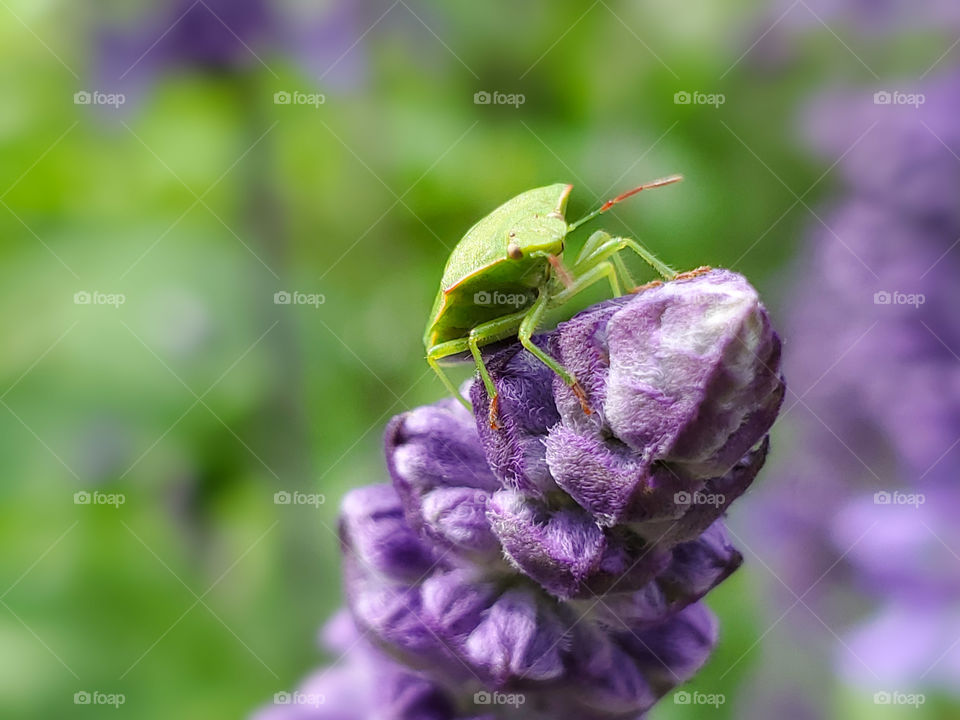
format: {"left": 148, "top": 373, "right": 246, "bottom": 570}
{"left": 466, "top": 334, "right": 501, "bottom": 428}
{"left": 611, "top": 254, "right": 635, "bottom": 294}
{"left": 462, "top": 310, "right": 529, "bottom": 429}
{"left": 427, "top": 340, "right": 475, "bottom": 411}
{"left": 517, "top": 291, "right": 593, "bottom": 414}
{"left": 574, "top": 236, "right": 676, "bottom": 285}
{"left": 549, "top": 259, "right": 623, "bottom": 308}
{"left": 530, "top": 250, "right": 575, "bottom": 289}
{"left": 574, "top": 230, "right": 613, "bottom": 266}
{"left": 572, "top": 237, "right": 631, "bottom": 278}
{"left": 573, "top": 235, "right": 635, "bottom": 295}
{"left": 605, "top": 238, "right": 675, "bottom": 281}
{"left": 546, "top": 254, "right": 575, "bottom": 289}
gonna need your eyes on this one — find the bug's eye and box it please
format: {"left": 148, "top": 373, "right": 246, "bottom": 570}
{"left": 507, "top": 242, "right": 522, "bottom": 259}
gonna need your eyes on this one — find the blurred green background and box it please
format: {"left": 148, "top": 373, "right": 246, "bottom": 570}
{"left": 0, "top": 1, "right": 955, "bottom": 718}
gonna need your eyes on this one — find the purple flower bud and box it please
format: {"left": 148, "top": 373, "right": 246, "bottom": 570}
{"left": 486, "top": 488, "right": 672, "bottom": 599}
{"left": 419, "top": 487, "right": 500, "bottom": 556}
{"left": 659, "top": 438, "right": 770, "bottom": 545}
{"left": 420, "top": 569, "right": 497, "bottom": 641}
{"left": 386, "top": 399, "right": 500, "bottom": 558}
{"left": 563, "top": 623, "right": 657, "bottom": 715}
{"left": 591, "top": 522, "right": 742, "bottom": 631}
{"left": 554, "top": 270, "right": 783, "bottom": 481}
{"left": 617, "top": 602, "right": 718, "bottom": 694}
{"left": 472, "top": 269, "right": 784, "bottom": 530}
{"left": 339, "top": 484, "right": 439, "bottom": 581}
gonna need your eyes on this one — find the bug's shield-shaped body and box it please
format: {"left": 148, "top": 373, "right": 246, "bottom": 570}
{"left": 423, "top": 183, "right": 571, "bottom": 349}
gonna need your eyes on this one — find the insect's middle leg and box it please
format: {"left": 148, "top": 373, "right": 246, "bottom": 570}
{"left": 518, "top": 291, "right": 593, "bottom": 414}
{"left": 464, "top": 309, "right": 528, "bottom": 428}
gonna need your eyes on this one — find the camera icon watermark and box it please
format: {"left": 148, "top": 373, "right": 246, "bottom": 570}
{"left": 274, "top": 490, "right": 326, "bottom": 508}
{"left": 473, "top": 90, "right": 525, "bottom": 108}
{"left": 74, "top": 690, "right": 125, "bottom": 707}
{"left": 872, "top": 290, "right": 925, "bottom": 308}
{"left": 873, "top": 490, "right": 925, "bottom": 508}
{"left": 873, "top": 690, "right": 925, "bottom": 707}
{"left": 74, "top": 290, "right": 126, "bottom": 308}
{"left": 274, "top": 290, "right": 326, "bottom": 308}
{"left": 473, "top": 691, "right": 525, "bottom": 707}
{"left": 873, "top": 90, "right": 925, "bottom": 108}
{"left": 273, "top": 90, "right": 326, "bottom": 108}
{"left": 274, "top": 691, "right": 325, "bottom": 707}
{"left": 674, "top": 90, "right": 725, "bottom": 108}
{"left": 472, "top": 290, "right": 534, "bottom": 308}
{"left": 74, "top": 90, "right": 126, "bottom": 108}
{"left": 673, "top": 690, "right": 726, "bottom": 707}
{"left": 74, "top": 490, "right": 126, "bottom": 508}
{"left": 674, "top": 490, "right": 725, "bottom": 507}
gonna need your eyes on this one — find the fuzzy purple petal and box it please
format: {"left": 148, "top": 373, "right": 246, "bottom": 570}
{"left": 463, "top": 587, "right": 567, "bottom": 685}
{"left": 339, "top": 485, "right": 439, "bottom": 582}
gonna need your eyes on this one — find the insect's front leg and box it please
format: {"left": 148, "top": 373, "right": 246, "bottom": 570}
{"left": 574, "top": 236, "right": 676, "bottom": 284}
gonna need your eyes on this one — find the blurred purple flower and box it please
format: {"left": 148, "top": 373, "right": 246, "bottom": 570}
{"left": 96, "top": 0, "right": 365, "bottom": 100}
{"left": 749, "top": 67, "right": 960, "bottom": 702}
{"left": 763, "top": 0, "right": 960, "bottom": 35}
{"left": 264, "top": 270, "right": 784, "bottom": 719}
{"left": 747, "top": 1, "right": 960, "bottom": 74}
{"left": 255, "top": 610, "right": 462, "bottom": 720}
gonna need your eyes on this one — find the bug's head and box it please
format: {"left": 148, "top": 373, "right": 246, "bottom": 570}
{"left": 502, "top": 183, "right": 572, "bottom": 261}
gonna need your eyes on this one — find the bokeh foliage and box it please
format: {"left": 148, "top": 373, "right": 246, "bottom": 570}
{"left": 0, "top": 1, "right": 955, "bottom": 718}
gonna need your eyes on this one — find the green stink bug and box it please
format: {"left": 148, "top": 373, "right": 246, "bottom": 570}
{"left": 424, "top": 176, "right": 683, "bottom": 428}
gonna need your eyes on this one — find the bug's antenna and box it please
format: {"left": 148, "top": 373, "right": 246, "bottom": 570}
{"left": 568, "top": 174, "right": 683, "bottom": 232}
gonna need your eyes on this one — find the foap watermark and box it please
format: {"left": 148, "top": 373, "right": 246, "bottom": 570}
{"left": 74, "top": 90, "right": 126, "bottom": 108}
{"left": 473, "top": 290, "right": 534, "bottom": 308}
{"left": 74, "top": 490, "right": 126, "bottom": 508}
{"left": 274, "top": 291, "right": 325, "bottom": 308}
{"left": 873, "top": 90, "right": 925, "bottom": 108}
{"left": 674, "top": 490, "right": 725, "bottom": 507}
{"left": 74, "top": 290, "right": 126, "bottom": 308}
{"left": 873, "top": 690, "right": 926, "bottom": 707}
{"left": 674, "top": 690, "right": 726, "bottom": 708}
{"left": 873, "top": 290, "right": 925, "bottom": 308}
{"left": 874, "top": 490, "right": 925, "bottom": 508}
{"left": 674, "top": 90, "right": 725, "bottom": 108}
{"left": 74, "top": 691, "right": 125, "bottom": 708}
{"left": 274, "top": 490, "right": 326, "bottom": 508}
{"left": 274, "top": 90, "right": 326, "bottom": 108}
{"left": 473, "top": 691, "right": 525, "bottom": 708}
{"left": 274, "top": 691, "right": 325, "bottom": 708}
{"left": 473, "top": 90, "right": 525, "bottom": 108}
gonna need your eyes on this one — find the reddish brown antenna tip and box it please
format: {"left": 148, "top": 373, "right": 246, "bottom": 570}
{"left": 599, "top": 174, "right": 684, "bottom": 212}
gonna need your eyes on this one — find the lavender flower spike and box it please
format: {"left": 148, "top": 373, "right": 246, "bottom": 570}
{"left": 263, "top": 268, "right": 784, "bottom": 719}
